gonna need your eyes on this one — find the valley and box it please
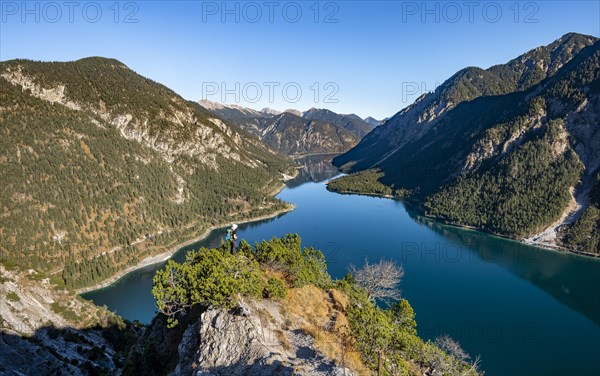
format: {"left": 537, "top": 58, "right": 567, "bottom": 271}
{"left": 84, "top": 155, "right": 600, "bottom": 376}
{"left": 1, "top": 27, "right": 599, "bottom": 376}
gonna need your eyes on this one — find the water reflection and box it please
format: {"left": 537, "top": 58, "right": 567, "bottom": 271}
{"left": 286, "top": 154, "right": 341, "bottom": 188}
{"left": 409, "top": 211, "right": 600, "bottom": 326}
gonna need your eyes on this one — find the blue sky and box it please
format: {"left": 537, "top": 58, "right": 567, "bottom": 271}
{"left": 1, "top": 1, "right": 599, "bottom": 119}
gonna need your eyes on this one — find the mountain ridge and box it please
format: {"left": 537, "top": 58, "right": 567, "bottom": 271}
{"left": 0, "top": 57, "right": 295, "bottom": 287}
{"left": 330, "top": 33, "right": 600, "bottom": 254}
{"left": 198, "top": 100, "right": 378, "bottom": 156}
{"left": 335, "top": 32, "right": 598, "bottom": 172}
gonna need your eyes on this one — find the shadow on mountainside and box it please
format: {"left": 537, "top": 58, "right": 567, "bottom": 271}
{"left": 0, "top": 305, "right": 203, "bottom": 376}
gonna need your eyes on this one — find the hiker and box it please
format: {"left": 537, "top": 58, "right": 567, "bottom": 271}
{"left": 226, "top": 224, "right": 238, "bottom": 254}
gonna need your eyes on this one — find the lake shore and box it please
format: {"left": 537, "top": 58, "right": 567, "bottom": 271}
{"left": 326, "top": 183, "right": 600, "bottom": 259}
{"left": 325, "top": 186, "right": 398, "bottom": 200}
{"left": 291, "top": 151, "right": 343, "bottom": 159}
{"left": 77, "top": 182, "right": 295, "bottom": 295}
{"left": 416, "top": 212, "right": 600, "bottom": 259}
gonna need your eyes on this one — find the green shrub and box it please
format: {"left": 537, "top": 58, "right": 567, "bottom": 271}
{"left": 27, "top": 271, "right": 47, "bottom": 281}
{"left": 263, "top": 277, "right": 287, "bottom": 299}
{"left": 295, "top": 246, "right": 331, "bottom": 288}
{"left": 254, "top": 234, "right": 330, "bottom": 288}
{"left": 342, "top": 273, "right": 477, "bottom": 375}
{"left": 149, "top": 233, "right": 480, "bottom": 374}
{"left": 388, "top": 299, "right": 417, "bottom": 335}
{"left": 50, "top": 302, "right": 80, "bottom": 322}
{"left": 153, "top": 248, "right": 263, "bottom": 327}
{"left": 6, "top": 291, "right": 20, "bottom": 302}
{"left": 152, "top": 234, "right": 332, "bottom": 327}
{"left": 50, "top": 302, "right": 62, "bottom": 314}
{"left": 236, "top": 240, "right": 255, "bottom": 258}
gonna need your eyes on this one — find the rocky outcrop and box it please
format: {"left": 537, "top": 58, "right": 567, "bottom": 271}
{"left": 0, "top": 331, "right": 87, "bottom": 376}
{"left": 170, "top": 300, "right": 353, "bottom": 376}
{"left": 0, "top": 266, "right": 125, "bottom": 375}
{"left": 1, "top": 66, "right": 81, "bottom": 111}
{"left": 1, "top": 267, "right": 89, "bottom": 336}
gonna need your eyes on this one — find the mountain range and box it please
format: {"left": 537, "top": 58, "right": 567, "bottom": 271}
{"left": 0, "top": 58, "right": 391, "bottom": 376}
{"left": 199, "top": 100, "right": 377, "bottom": 155}
{"left": 1, "top": 32, "right": 598, "bottom": 376}
{"left": 331, "top": 32, "right": 600, "bottom": 254}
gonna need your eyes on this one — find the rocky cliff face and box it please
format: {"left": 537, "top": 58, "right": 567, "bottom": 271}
{"left": 170, "top": 300, "right": 352, "bottom": 376}
{"left": 0, "top": 266, "right": 130, "bottom": 376}
{"left": 259, "top": 112, "right": 360, "bottom": 156}
{"left": 1, "top": 268, "right": 351, "bottom": 376}
{"left": 125, "top": 284, "right": 363, "bottom": 376}
{"left": 1, "top": 61, "right": 280, "bottom": 172}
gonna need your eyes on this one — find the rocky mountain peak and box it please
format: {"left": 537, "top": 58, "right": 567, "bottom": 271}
{"left": 364, "top": 116, "right": 383, "bottom": 127}
{"left": 260, "top": 107, "right": 282, "bottom": 116}
{"left": 283, "top": 108, "right": 303, "bottom": 116}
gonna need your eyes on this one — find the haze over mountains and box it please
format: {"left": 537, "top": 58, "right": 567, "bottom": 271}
{"left": 332, "top": 32, "right": 600, "bottom": 254}
{"left": 199, "top": 99, "right": 378, "bottom": 155}
{"left": 364, "top": 116, "right": 384, "bottom": 127}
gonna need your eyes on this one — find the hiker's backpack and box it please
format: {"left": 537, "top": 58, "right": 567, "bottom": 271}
{"left": 225, "top": 229, "right": 232, "bottom": 241}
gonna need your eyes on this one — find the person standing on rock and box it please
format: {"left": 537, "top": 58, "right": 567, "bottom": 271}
{"left": 226, "top": 224, "right": 238, "bottom": 254}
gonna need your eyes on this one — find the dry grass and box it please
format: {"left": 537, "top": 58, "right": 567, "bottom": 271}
{"left": 286, "top": 285, "right": 330, "bottom": 323}
{"left": 263, "top": 266, "right": 289, "bottom": 281}
{"left": 283, "top": 286, "right": 371, "bottom": 375}
{"left": 79, "top": 139, "right": 98, "bottom": 163}
{"left": 262, "top": 265, "right": 295, "bottom": 286}
{"left": 330, "top": 288, "right": 349, "bottom": 311}
{"left": 257, "top": 307, "right": 275, "bottom": 326}
{"left": 275, "top": 329, "right": 293, "bottom": 352}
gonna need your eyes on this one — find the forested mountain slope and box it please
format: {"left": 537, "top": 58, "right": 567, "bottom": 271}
{"left": 0, "top": 57, "right": 294, "bottom": 287}
{"left": 330, "top": 34, "right": 600, "bottom": 253}
{"left": 302, "top": 107, "right": 374, "bottom": 137}
{"left": 335, "top": 33, "right": 597, "bottom": 171}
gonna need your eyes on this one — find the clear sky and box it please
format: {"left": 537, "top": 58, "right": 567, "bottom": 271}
{"left": 1, "top": 0, "right": 599, "bottom": 119}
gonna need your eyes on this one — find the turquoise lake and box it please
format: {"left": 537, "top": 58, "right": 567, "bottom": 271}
{"left": 84, "top": 155, "right": 600, "bottom": 376}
